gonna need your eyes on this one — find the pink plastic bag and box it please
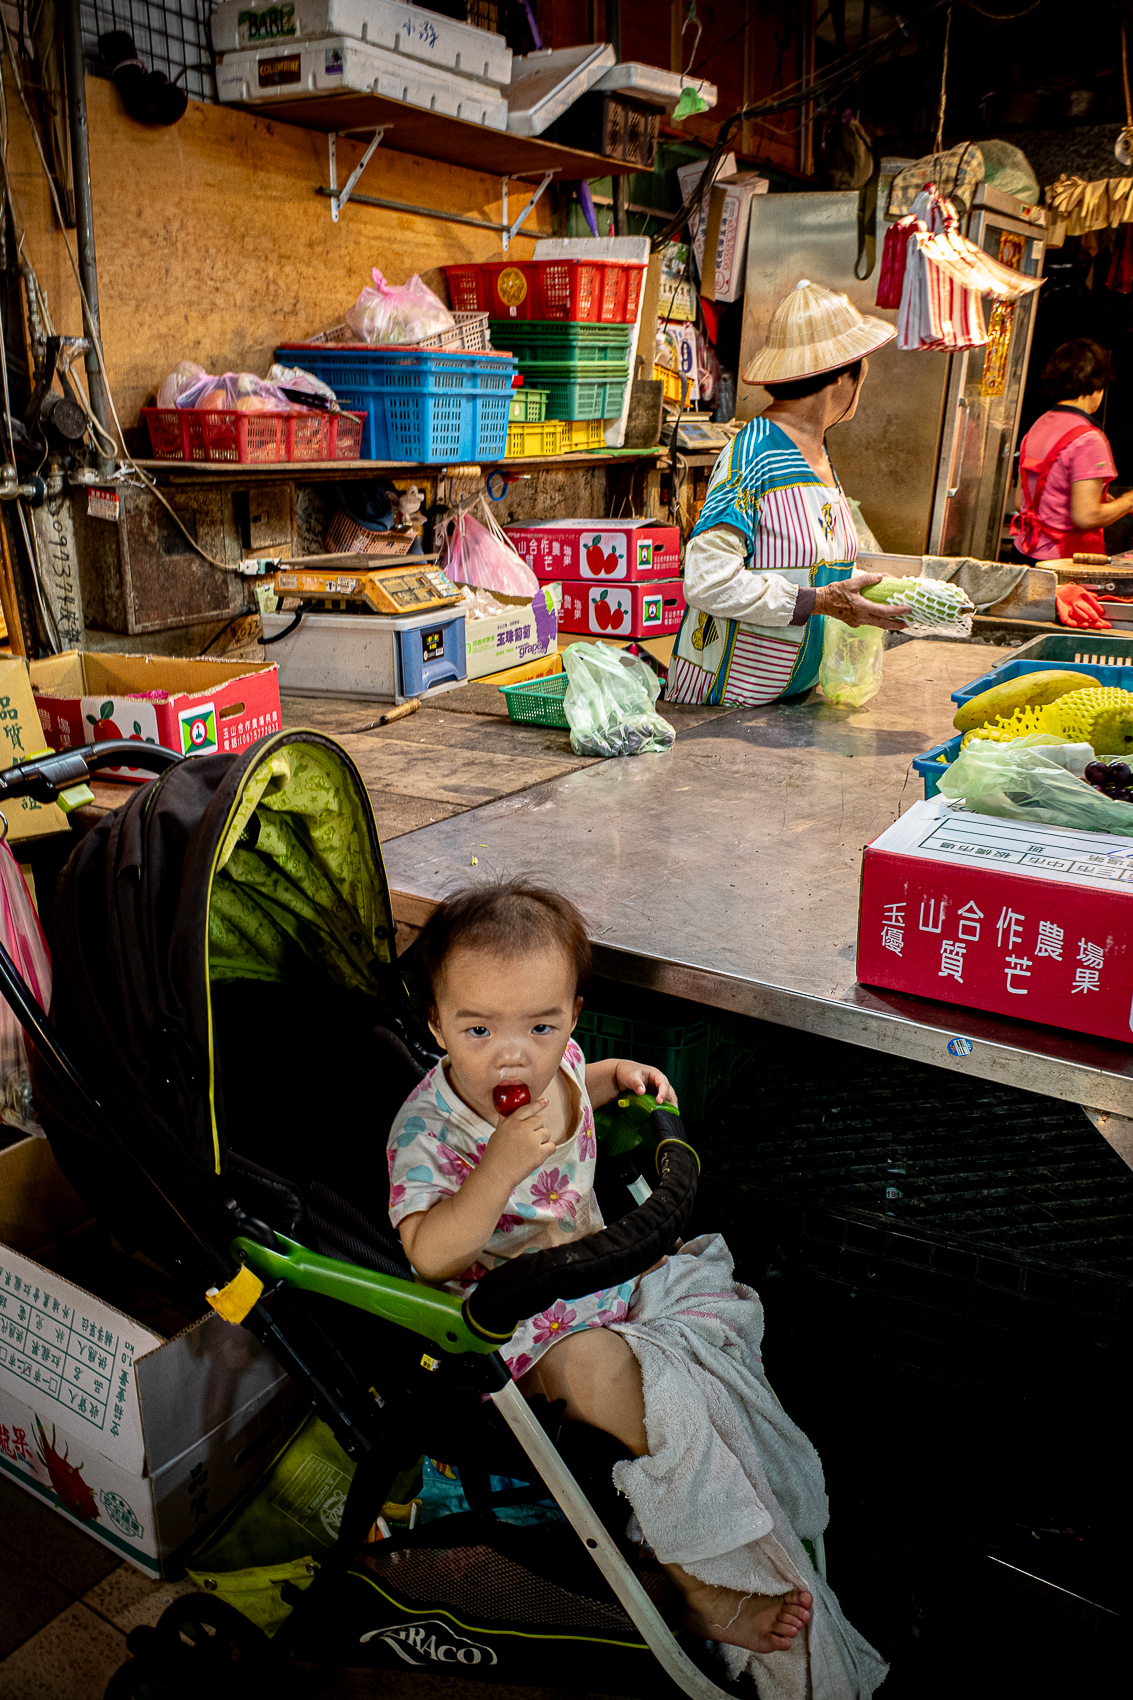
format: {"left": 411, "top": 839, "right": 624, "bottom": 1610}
{"left": 441, "top": 500, "right": 540, "bottom": 597}
{"left": 0, "top": 844, "right": 51, "bottom": 1134}
{"left": 344, "top": 268, "right": 455, "bottom": 346}
{"left": 156, "top": 360, "right": 208, "bottom": 408}
{"left": 175, "top": 371, "right": 309, "bottom": 413}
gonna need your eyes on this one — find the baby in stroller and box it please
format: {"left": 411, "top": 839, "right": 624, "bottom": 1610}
{"left": 389, "top": 881, "right": 855, "bottom": 1673}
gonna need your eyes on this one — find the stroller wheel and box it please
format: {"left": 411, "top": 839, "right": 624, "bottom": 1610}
{"left": 153, "top": 1593, "right": 270, "bottom": 1666}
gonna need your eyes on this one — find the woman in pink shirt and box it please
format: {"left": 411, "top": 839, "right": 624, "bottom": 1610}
{"left": 1012, "top": 338, "right": 1133, "bottom": 563}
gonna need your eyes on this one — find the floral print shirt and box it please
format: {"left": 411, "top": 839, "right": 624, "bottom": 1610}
{"left": 387, "top": 1038, "right": 633, "bottom": 1378}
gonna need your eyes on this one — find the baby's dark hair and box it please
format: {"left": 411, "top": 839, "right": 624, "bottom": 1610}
{"left": 414, "top": 881, "right": 593, "bottom": 1009}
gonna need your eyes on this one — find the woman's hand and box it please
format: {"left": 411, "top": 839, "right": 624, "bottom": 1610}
{"left": 614, "top": 1059, "right": 678, "bottom": 1110}
{"left": 814, "top": 571, "right": 910, "bottom": 631}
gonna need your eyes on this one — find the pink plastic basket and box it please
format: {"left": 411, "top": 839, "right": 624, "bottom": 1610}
{"left": 143, "top": 408, "right": 365, "bottom": 464}
{"left": 444, "top": 260, "right": 645, "bottom": 324}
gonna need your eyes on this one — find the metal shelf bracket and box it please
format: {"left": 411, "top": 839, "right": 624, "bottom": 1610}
{"left": 501, "top": 171, "right": 556, "bottom": 252}
{"left": 328, "top": 126, "right": 391, "bottom": 222}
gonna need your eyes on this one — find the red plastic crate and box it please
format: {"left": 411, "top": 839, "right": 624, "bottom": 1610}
{"left": 142, "top": 408, "right": 364, "bottom": 464}
{"left": 444, "top": 259, "right": 645, "bottom": 323}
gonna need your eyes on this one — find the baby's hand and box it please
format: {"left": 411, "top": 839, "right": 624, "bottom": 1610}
{"left": 615, "top": 1059, "right": 678, "bottom": 1110}
{"left": 483, "top": 1098, "right": 555, "bottom": 1189}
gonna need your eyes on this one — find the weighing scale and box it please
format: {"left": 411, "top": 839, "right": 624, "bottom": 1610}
{"left": 272, "top": 554, "right": 463, "bottom": 616}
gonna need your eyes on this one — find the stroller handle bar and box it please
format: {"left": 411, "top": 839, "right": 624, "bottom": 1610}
{"left": 0, "top": 740, "right": 182, "bottom": 823}
{"left": 231, "top": 1107, "right": 698, "bottom": 1357}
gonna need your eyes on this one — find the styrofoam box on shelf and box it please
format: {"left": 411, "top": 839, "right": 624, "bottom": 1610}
{"left": 209, "top": 0, "right": 513, "bottom": 86}
{"left": 216, "top": 36, "right": 508, "bottom": 127}
{"left": 507, "top": 43, "right": 615, "bottom": 136}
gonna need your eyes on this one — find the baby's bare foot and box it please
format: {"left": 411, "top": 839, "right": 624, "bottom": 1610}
{"left": 682, "top": 1582, "right": 813, "bottom": 1654}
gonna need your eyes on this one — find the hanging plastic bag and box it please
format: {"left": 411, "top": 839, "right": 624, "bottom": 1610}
{"left": 818, "top": 619, "right": 884, "bottom": 708}
{"left": 936, "top": 733, "right": 1133, "bottom": 831}
{"left": 562, "top": 642, "right": 675, "bottom": 758}
{"left": 0, "top": 844, "right": 51, "bottom": 1135}
{"left": 440, "top": 499, "right": 540, "bottom": 597}
{"left": 344, "top": 268, "right": 455, "bottom": 346}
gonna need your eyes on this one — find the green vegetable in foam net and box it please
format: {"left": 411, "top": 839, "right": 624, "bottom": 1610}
{"left": 861, "top": 576, "right": 974, "bottom": 631}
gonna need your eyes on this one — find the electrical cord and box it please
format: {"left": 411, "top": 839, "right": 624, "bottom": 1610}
{"left": 0, "top": 15, "right": 237, "bottom": 573}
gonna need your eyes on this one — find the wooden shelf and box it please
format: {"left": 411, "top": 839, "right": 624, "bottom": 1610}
{"left": 235, "top": 91, "right": 637, "bottom": 182}
{"left": 131, "top": 448, "right": 665, "bottom": 482}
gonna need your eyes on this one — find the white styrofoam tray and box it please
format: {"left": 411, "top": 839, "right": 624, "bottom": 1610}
{"left": 216, "top": 35, "right": 508, "bottom": 127}
{"left": 591, "top": 63, "right": 717, "bottom": 111}
{"left": 209, "top": 0, "right": 513, "bottom": 86}
{"left": 507, "top": 43, "right": 615, "bottom": 137}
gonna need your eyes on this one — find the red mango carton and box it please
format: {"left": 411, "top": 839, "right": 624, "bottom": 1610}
{"left": 31, "top": 652, "right": 282, "bottom": 782}
{"left": 557, "top": 580, "right": 685, "bottom": 640}
{"left": 857, "top": 795, "right": 1133, "bottom": 1044}
{"left": 506, "top": 520, "right": 680, "bottom": 582}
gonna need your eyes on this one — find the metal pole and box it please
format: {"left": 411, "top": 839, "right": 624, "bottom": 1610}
{"left": 60, "top": 0, "right": 115, "bottom": 466}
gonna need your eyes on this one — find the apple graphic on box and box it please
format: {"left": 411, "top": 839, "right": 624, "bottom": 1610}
{"left": 591, "top": 589, "right": 627, "bottom": 633}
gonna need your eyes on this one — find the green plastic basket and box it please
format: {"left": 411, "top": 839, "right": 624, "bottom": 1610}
{"left": 577, "top": 978, "right": 762, "bottom": 1126}
{"left": 499, "top": 671, "right": 570, "bottom": 727}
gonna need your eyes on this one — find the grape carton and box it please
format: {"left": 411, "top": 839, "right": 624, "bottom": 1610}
{"left": 857, "top": 793, "right": 1133, "bottom": 1044}
{"left": 506, "top": 520, "right": 680, "bottom": 583}
{"left": 557, "top": 580, "right": 686, "bottom": 639}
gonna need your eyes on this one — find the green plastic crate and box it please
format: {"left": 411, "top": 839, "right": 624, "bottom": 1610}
{"left": 509, "top": 388, "right": 549, "bottom": 422}
{"left": 577, "top": 979, "right": 760, "bottom": 1126}
{"left": 540, "top": 374, "right": 630, "bottom": 421}
{"left": 499, "top": 671, "right": 570, "bottom": 727}
{"left": 492, "top": 322, "right": 633, "bottom": 365}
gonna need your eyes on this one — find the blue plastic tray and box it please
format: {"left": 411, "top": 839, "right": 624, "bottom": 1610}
{"left": 952, "top": 657, "right": 1133, "bottom": 707}
{"left": 275, "top": 345, "right": 516, "bottom": 463}
{"left": 913, "top": 734, "right": 962, "bottom": 799}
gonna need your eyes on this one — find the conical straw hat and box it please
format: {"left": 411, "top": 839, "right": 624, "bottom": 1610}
{"left": 742, "top": 279, "right": 895, "bottom": 385}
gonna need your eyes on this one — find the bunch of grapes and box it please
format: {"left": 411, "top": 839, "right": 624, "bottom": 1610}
{"left": 1084, "top": 760, "right": 1133, "bottom": 802}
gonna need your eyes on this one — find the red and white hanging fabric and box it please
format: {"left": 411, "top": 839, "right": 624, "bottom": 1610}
{"left": 896, "top": 188, "right": 987, "bottom": 351}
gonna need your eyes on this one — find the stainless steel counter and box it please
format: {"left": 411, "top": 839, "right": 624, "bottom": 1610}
{"left": 384, "top": 640, "right": 1133, "bottom": 1118}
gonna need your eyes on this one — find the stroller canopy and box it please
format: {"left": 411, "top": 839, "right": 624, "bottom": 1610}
{"left": 39, "top": 733, "right": 403, "bottom": 1190}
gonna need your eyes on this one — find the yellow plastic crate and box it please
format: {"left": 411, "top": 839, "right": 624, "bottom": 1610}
{"left": 654, "top": 363, "right": 683, "bottom": 402}
{"left": 562, "top": 419, "right": 607, "bottom": 451}
{"left": 505, "top": 420, "right": 568, "bottom": 457}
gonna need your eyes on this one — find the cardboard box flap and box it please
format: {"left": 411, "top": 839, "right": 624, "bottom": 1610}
{"left": 135, "top": 1311, "right": 293, "bottom": 1477}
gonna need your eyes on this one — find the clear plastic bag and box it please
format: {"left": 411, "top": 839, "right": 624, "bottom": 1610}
{"left": 441, "top": 500, "right": 540, "bottom": 597}
{"left": 344, "top": 268, "right": 455, "bottom": 346}
{"left": 562, "top": 642, "right": 675, "bottom": 758}
{"left": 818, "top": 619, "right": 884, "bottom": 708}
{"left": 0, "top": 844, "right": 51, "bottom": 1135}
{"left": 937, "top": 734, "right": 1133, "bottom": 832}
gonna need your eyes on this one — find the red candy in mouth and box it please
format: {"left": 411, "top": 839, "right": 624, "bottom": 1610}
{"left": 492, "top": 1082, "right": 531, "bottom": 1115}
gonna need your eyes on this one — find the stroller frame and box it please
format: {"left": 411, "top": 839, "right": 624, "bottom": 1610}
{"left": 0, "top": 737, "right": 738, "bottom": 1700}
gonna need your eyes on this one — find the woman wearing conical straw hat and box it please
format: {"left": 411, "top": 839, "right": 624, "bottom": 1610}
{"left": 668, "top": 280, "right": 910, "bottom": 708}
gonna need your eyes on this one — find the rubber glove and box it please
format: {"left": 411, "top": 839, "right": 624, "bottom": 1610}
{"left": 1056, "top": 584, "right": 1112, "bottom": 629}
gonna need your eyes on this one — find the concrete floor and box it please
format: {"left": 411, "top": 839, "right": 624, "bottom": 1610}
{"left": 0, "top": 675, "right": 739, "bottom": 1700}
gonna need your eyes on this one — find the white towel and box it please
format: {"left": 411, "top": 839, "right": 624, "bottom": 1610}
{"left": 612, "top": 1233, "right": 887, "bottom": 1700}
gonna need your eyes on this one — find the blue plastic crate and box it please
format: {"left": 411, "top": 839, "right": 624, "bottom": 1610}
{"left": 952, "top": 657, "right": 1133, "bottom": 707}
{"left": 993, "top": 633, "right": 1133, "bottom": 667}
{"left": 274, "top": 345, "right": 516, "bottom": 463}
{"left": 913, "top": 734, "right": 962, "bottom": 798}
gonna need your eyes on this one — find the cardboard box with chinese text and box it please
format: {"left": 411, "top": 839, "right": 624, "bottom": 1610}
{"left": 465, "top": 584, "right": 560, "bottom": 681}
{"left": 857, "top": 796, "right": 1133, "bottom": 1044}
{"left": 0, "top": 1137, "right": 297, "bottom": 1575}
{"left": 506, "top": 520, "right": 680, "bottom": 583}
{"left": 0, "top": 657, "right": 69, "bottom": 844}
{"left": 30, "top": 652, "right": 282, "bottom": 782}
{"left": 557, "top": 579, "right": 686, "bottom": 640}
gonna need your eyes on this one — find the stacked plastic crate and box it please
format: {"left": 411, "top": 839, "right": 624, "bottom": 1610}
{"left": 444, "top": 258, "right": 645, "bottom": 458}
